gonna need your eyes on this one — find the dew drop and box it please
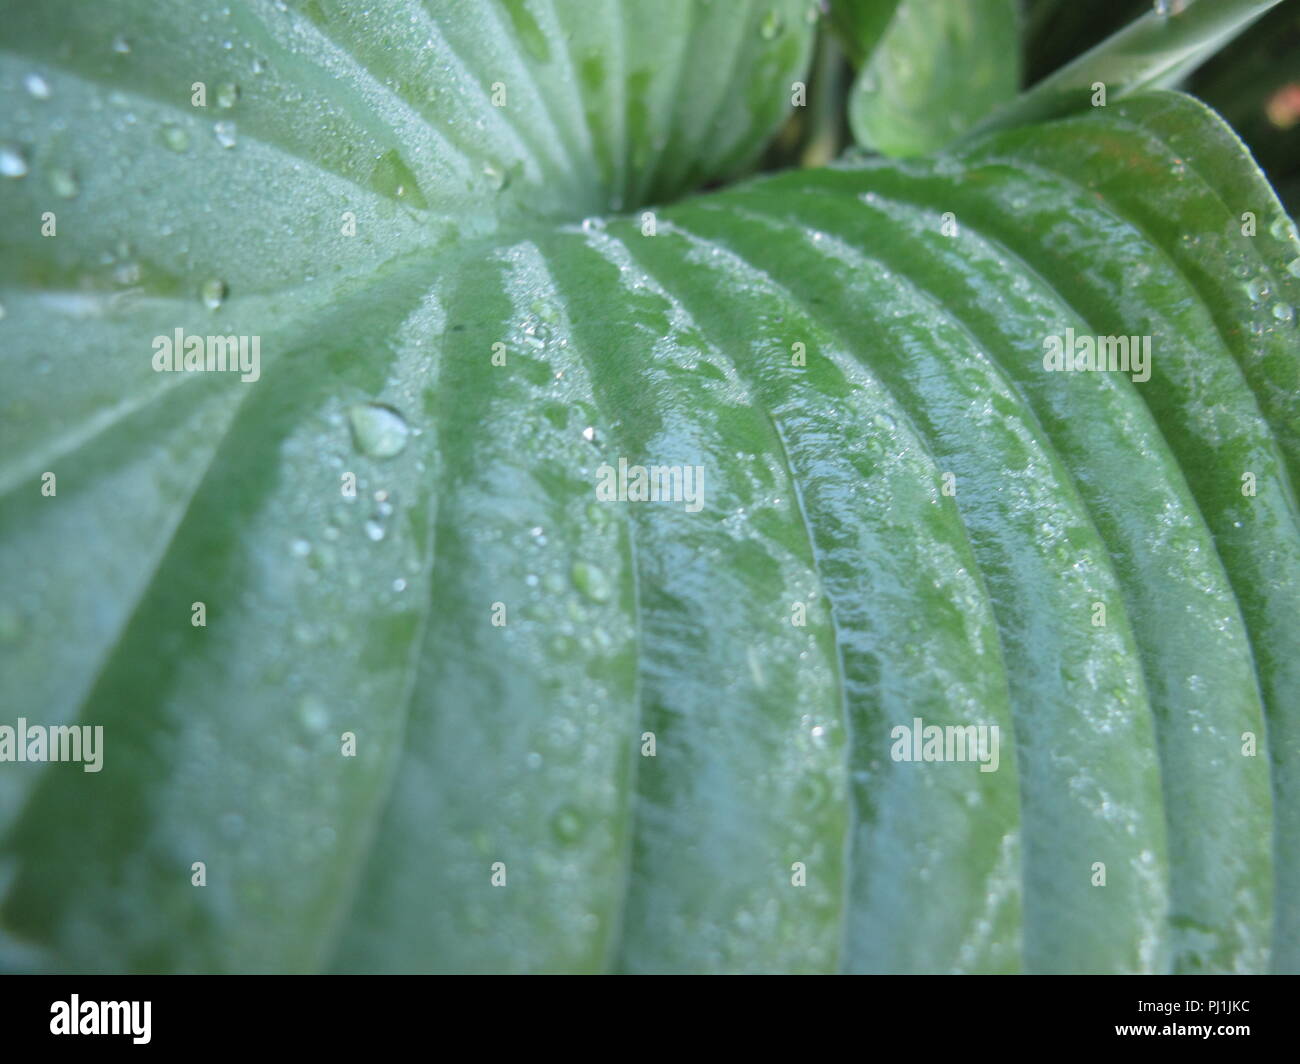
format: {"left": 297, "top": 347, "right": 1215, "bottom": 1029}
{"left": 297, "top": 695, "right": 329, "bottom": 734}
{"left": 571, "top": 560, "right": 611, "bottom": 603}
{"left": 482, "top": 161, "right": 508, "bottom": 191}
{"left": 291, "top": 537, "right": 312, "bottom": 557}
{"left": 0, "top": 144, "right": 28, "bottom": 178}
{"left": 160, "top": 123, "right": 191, "bottom": 152}
{"left": 550, "top": 805, "right": 585, "bottom": 844}
{"left": 213, "top": 120, "right": 238, "bottom": 148}
{"left": 1273, "top": 303, "right": 1295, "bottom": 324}
{"left": 23, "top": 73, "right": 51, "bottom": 99}
{"left": 364, "top": 518, "right": 386, "bottom": 541}
{"left": 760, "top": 9, "right": 785, "bottom": 39}
{"left": 111, "top": 34, "right": 132, "bottom": 54}
{"left": 48, "top": 167, "right": 78, "bottom": 198}
{"left": 1245, "top": 277, "right": 1271, "bottom": 304}
{"left": 1286, "top": 257, "right": 1300, "bottom": 279}
{"left": 216, "top": 82, "right": 240, "bottom": 109}
{"left": 580, "top": 216, "right": 606, "bottom": 233}
{"left": 201, "top": 278, "right": 227, "bottom": 309}
{"left": 348, "top": 403, "right": 410, "bottom": 458}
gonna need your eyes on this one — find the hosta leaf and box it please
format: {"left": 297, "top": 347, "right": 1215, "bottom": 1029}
{"left": 844, "top": 0, "right": 1020, "bottom": 158}
{"left": 2, "top": 1, "right": 1298, "bottom": 975}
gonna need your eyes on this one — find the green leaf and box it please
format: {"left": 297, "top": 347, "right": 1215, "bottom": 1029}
{"left": 845, "top": 0, "right": 1021, "bottom": 157}
{"left": 2, "top": 1, "right": 1298, "bottom": 975}
{"left": 970, "top": 0, "right": 1285, "bottom": 138}
{"left": 826, "top": 0, "right": 903, "bottom": 65}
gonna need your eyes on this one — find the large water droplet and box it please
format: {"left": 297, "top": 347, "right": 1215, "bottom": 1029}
{"left": 1273, "top": 303, "right": 1295, "bottom": 324}
{"left": 1245, "top": 277, "right": 1270, "bottom": 304}
{"left": 201, "top": 278, "right": 227, "bottom": 309}
{"left": 482, "top": 161, "right": 508, "bottom": 192}
{"left": 216, "top": 82, "right": 241, "bottom": 109}
{"left": 23, "top": 73, "right": 51, "bottom": 100}
{"left": 0, "top": 144, "right": 28, "bottom": 178}
{"left": 1269, "top": 215, "right": 1294, "bottom": 241}
{"left": 571, "top": 560, "right": 611, "bottom": 603}
{"left": 348, "top": 403, "right": 410, "bottom": 458}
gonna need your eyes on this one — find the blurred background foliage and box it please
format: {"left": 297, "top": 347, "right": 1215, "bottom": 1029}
{"left": 763, "top": 0, "right": 1298, "bottom": 215}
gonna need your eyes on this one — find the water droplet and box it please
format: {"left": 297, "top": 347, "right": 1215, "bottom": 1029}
{"left": 213, "top": 120, "right": 238, "bottom": 148}
{"left": 760, "top": 9, "right": 785, "bottom": 39}
{"left": 1273, "top": 303, "right": 1295, "bottom": 324}
{"left": 392, "top": 577, "right": 407, "bottom": 592}
{"left": 216, "top": 82, "right": 240, "bottom": 109}
{"left": 571, "top": 560, "right": 611, "bottom": 603}
{"left": 200, "top": 278, "right": 227, "bottom": 309}
{"left": 580, "top": 216, "right": 606, "bottom": 234}
{"left": 297, "top": 695, "right": 329, "bottom": 733}
{"left": 482, "top": 161, "right": 508, "bottom": 191}
{"left": 1286, "top": 257, "right": 1300, "bottom": 279}
{"left": 581, "top": 426, "right": 596, "bottom": 442}
{"left": 348, "top": 403, "right": 410, "bottom": 458}
{"left": 1245, "top": 277, "right": 1271, "bottom": 304}
{"left": 23, "top": 73, "right": 51, "bottom": 99}
{"left": 111, "top": 34, "right": 132, "bottom": 54}
{"left": 364, "top": 518, "right": 386, "bottom": 541}
{"left": 1269, "top": 215, "right": 1294, "bottom": 241}
{"left": 48, "top": 167, "right": 78, "bottom": 198}
{"left": 550, "top": 805, "right": 585, "bottom": 844}
{"left": 160, "top": 123, "right": 191, "bottom": 152}
{"left": 252, "top": 57, "right": 268, "bottom": 75}
{"left": 525, "top": 751, "right": 543, "bottom": 770}
{"left": 291, "top": 537, "right": 312, "bottom": 557}
{"left": 0, "top": 144, "right": 28, "bottom": 178}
